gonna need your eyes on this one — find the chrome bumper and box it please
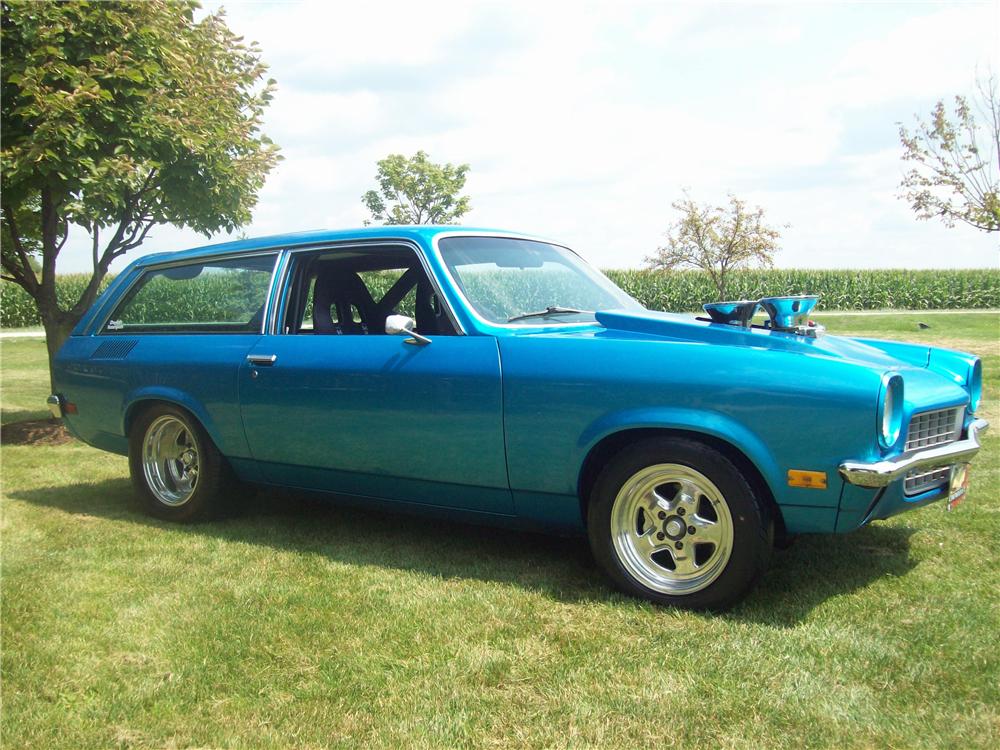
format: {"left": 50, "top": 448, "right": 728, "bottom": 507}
{"left": 47, "top": 394, "right": 63, "bottom": 419}
{"left": 839, "top": 418, "right": 989, "bottom": 488}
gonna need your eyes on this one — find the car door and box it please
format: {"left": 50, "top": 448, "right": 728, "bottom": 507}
{"left": 237, "top": 246, "right": 513, "bottom": 515}
{"left": 81, "top": 252, "right": 279, "bottom": 474}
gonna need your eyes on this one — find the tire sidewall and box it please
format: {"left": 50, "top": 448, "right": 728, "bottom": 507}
{"left": 588, "top": 437, "right": 772, "bottom": 611}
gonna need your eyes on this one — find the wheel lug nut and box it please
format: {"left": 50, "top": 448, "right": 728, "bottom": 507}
{"left": 675, "top": 541, "right": 683, "bottom": 550}
{"left": 656, "top": 532, "right": 665, "bottom": 541}
{"left": 677, "top": 507, "right": 685, "bottom": 516}
{"left": 657, "top": 511, "right": 666, "bottom": 520}
{"left": 688, "top": 526, "right": 696, "bottom": 535}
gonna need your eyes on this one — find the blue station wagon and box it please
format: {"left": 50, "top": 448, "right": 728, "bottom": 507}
{"left": 48, "top": 227, "right": 988, "bottom": 610}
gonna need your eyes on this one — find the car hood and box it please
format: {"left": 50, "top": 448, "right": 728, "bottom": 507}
{"left": 593, "top": 309, "right": 974, "bottom": 409}
{"left": 595, "top": 309, "right": 910, "bottom": 363}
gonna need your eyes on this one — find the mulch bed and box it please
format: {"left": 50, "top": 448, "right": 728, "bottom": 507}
{"left": 1, "top": 419, "right": 74, "bottom": 446}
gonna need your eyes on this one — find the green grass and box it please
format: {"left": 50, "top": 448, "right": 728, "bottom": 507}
{"left": 2, "top": 314, "right": 998, "bottom": 749}
{"left": 0, "top": 336, "right": 51, "bottom": 425}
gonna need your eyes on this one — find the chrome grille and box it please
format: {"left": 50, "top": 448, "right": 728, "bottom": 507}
{"left": 902, "top": 407, "right": 963, "bottom": 496}
{"left": 904, "top": 407, "right": 962, "bottom": 452}
{"left": 904, "top": 467, "right": 950, "bottom": 496}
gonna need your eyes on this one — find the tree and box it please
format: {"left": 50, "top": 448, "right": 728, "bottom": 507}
{"left": 898, "top": 73, "right": 1000, "bottom": 233}
{"left": 645, "top": 194, "right": 783, "bottom": 301}
{"left": 1, "top": 0, "right": 280, "bottom": 388}
{"left": 362, "top": 151, "right": 471, "bottom": 225}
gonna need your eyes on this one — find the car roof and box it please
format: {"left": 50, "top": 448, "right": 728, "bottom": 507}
{"left": 133, "top": 225, "right": 546, "bottom": 267}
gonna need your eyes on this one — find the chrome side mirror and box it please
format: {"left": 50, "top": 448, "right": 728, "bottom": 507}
{"left": 385, "top": 314, "right": 431, "bottom": 345}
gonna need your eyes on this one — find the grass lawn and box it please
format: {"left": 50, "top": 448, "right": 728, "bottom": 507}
{"left": 2, "top": 313, "right": 998, "bottom": 749}
{"left": 0, "top": 335, "right": 51, "bottom": 425}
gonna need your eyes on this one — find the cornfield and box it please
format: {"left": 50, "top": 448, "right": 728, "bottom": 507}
{"left": 2, "top": 268, "right": 998, "bottom": 328}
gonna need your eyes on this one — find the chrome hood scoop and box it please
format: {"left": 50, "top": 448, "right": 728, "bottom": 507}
{"left": 703, "top": 295, "right": 820, "bottom": 332}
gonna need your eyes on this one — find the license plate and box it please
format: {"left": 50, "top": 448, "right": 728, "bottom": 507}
{"left": 946, "top": 464, "right": 970, "bottom": 511}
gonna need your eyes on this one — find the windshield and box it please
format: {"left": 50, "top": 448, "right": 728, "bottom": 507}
{"left": 438, "top": 237, "right": 642, "bottom": 325}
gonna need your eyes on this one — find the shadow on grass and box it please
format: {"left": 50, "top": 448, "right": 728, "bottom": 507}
{"left": 11, "top": 477, "right": 917, "bottom": 626}
{"left": 1, "top": 407, "right": 50, "bottom": 426}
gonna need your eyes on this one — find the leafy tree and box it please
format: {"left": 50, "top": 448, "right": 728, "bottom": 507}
{"left": 362, "top": 151, "right": 471, "bottom": 225}
{"left": 645, "top": 194, "right": 783, "bottom": 301}
{"left": 1, "top": 0, "right": 280, "bottom": 387}
{"left": 898, "top": 74, "right": 1000, "bottom": 232}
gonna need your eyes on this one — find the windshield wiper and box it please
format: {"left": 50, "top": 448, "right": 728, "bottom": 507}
{"left": 507, "top": 306, "right": 586, "bottom": 323}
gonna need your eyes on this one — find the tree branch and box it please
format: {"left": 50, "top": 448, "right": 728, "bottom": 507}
{"left": 54, "top": 218, "right": 69, "bottom": 253}
{"left": 118, "top": 218, "right": 156, "bottom": 254}
{"left": 1, "top": 255, "right": 34, "bottom": 295}
{"left": 91, "top": 224, "right": 100, "bottom": 271}
{"left": 2, "top": 202, "right": 40, "bottom": 294}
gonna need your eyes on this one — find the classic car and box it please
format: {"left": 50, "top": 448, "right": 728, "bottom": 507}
{"left": 48, "top": 227, "right": 988, "bottom": 610}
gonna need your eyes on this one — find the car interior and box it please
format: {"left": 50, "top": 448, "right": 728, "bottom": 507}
{"left": 281, "top": 247, "right": 455, "bottom": 336}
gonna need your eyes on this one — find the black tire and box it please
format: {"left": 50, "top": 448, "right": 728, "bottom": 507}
{"left": 128, "top": 403, "right": 232, "bottom": 522}
{"left": 587, "top": 437, "right": 772, "bottom": 611}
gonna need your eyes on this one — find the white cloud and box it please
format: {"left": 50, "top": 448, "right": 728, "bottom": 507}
{"left": 832, "top": 4, "right": 997, "bottom": 107}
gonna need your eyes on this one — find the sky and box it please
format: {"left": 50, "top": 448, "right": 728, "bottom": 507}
{"left": 59, "top": 0, "right": 1000, "bottom": 273}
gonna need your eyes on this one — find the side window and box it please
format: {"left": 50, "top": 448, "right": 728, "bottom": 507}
{"left": 282, "top": 247, "right": 454, "bottom": 336}
{"left": 106, "top": 254, "right": 277, "bottom": 334}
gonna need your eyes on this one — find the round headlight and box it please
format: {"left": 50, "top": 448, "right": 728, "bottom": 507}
{"left": 968, "top": 359, "right": 982, "bottom": 413}
{"left": 878, "top": 373, "right": 904, "bottom": 450}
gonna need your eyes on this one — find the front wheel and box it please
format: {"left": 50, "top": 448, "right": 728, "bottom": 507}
{"left": 588, "top": 437, "right": 772, "bottom": 611}
{"left": 128, "top": 404, "right": 230, "bottom": 522}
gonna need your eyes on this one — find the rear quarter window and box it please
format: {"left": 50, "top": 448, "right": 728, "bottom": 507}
{"left": 105, "top": 254, "right": 278, "bottom": 334}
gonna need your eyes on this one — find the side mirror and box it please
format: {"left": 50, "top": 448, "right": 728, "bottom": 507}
{"left": 385, "top": 314, "right": 431, "bottom": 345}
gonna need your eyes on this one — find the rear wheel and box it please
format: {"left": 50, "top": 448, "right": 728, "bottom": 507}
{"left": 588, "top": 437, "right": 772, "bottom": 611}
{"left": 128, "top": 404, "right": 230, "bottom": 522}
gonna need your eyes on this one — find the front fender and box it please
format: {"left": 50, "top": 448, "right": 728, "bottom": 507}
{"left": 577, "top": 406, "right": 785, "bottom": 504}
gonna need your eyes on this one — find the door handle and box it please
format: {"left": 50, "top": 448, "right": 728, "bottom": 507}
{"left": 247, "top": 354, "right": 277, "bottom": 367}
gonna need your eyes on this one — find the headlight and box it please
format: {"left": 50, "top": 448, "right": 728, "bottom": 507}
{"left": 968, "top": 359, "right": 982, "bottom": 413}
{"left": 878, "top": 373, "right": 904, "bottom": 450}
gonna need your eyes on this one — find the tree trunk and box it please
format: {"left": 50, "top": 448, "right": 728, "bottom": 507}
{"left": 41, "top": 308, "right": 77, "bottom": 396}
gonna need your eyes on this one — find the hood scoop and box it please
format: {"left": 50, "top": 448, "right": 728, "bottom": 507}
{"left": 703, "top": 295, "right": 823, "bottom": 337}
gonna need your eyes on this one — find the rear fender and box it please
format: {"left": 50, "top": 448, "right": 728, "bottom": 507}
{"left": 122, "top": 387, "right": 224, "bottom": 450}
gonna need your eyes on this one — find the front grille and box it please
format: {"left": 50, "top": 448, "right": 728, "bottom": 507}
{"left": 904, "top": 407, "right": 962, "bottom": 452}
{"left": 903, "top": 407, "right": 963, "bottom": 496}
{"left": 904, "top": 467, "right": 951, "bottom": 495}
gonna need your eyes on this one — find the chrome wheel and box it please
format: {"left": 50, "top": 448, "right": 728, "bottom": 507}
{"left": 610, "top": 463, "right": 734, "bottom": 595}
{"left": 142, "top": 415, "right": 199, "bottom": 506}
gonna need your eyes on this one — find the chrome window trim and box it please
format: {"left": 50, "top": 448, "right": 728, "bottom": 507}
{"left": 429, "top": 230, "right": 636, "bottom": 331}
{"left": 268, "top": 239, "right": 466, "bottom": 336}
{"left": 97, "top": 250, "right": 282, "bottom": 336}
{"left": 260, "top": 251, "right": 287, "bottom": 335}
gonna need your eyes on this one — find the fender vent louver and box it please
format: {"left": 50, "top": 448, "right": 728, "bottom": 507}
{"left": 90, "top": 338, "right": 139, "bottom": 360}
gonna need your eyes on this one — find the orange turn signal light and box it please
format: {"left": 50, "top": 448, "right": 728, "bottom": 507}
{"left": 787, "top": 470, "right": 827, "bottom": 489}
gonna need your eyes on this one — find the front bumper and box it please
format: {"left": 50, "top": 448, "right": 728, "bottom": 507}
{"left": 838, "top": 418, "right": 989, "bottom": 488}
